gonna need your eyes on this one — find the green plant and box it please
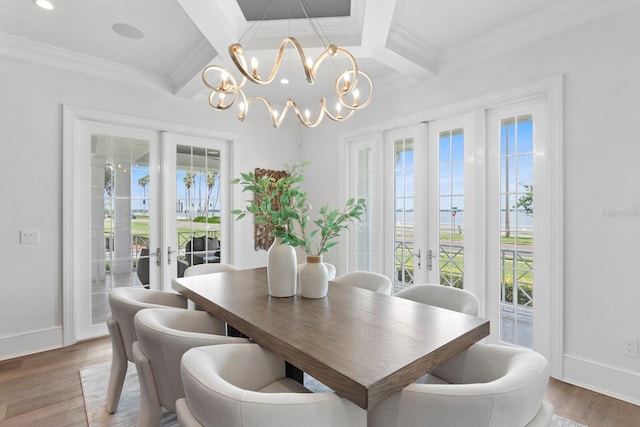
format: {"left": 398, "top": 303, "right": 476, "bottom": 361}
{"left": 232, "top": 162, "right": 366, "bottom": 256}
{"left": 502, "top": 279, "right": 534, "bottom": 307}
{"left": 193, "top": 216, "right": 220, "bottom": 224}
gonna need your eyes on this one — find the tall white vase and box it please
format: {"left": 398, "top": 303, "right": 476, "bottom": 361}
{"left": 300, "top": 255, "right": 329, "bottom": 299}
{"left": 267, "top": 236, "right": 297, "bottom": 297}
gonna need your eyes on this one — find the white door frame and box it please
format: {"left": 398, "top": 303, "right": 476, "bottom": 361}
{"left": 62, "top": 105, "right": 234, "bottom": 345}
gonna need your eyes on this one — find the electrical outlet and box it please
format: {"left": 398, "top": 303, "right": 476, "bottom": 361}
{"left": 20, "top": 229, "right": 40, "bottom": 244}
{"left": 622, "top": 337, "right": 639, "bottom": 358}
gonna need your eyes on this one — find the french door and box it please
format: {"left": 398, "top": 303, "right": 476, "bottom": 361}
{"left": 346, "top": 92, "right": 558, "bottom": 367}
{"left": 66, "top": 112, "right": 230, "bottom": 341}
{"left": 485, "top": 98, "right": 552, "bottom": 358}
{"left": 160, "top": 133, "right": 230, "bottom": 291}
{"left": 384, "top": 125, "right": 428, "bottom": 289}
{"left": 426, "top": 114, "right": 477, "bottom": 293}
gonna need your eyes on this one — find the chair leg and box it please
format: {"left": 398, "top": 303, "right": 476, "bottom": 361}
{"left": 105, "top": 313, "right": 128, "bottom": 414}
{"left": 133, "top": 342, "right": 162, "bottom": 427}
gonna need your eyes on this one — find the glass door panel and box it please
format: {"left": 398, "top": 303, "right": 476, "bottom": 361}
{"left": 73, "top": 120, "right": 159, "bottom": 341}
{"left": 90, "top": 134, "right": 156, "bottom": 325}
{"left": 427, "top": 114, "right": 474, "bottom": 291}
{"left": 175, "top": 145, "right": 221, "bottom": 268}
{"left": 161, "top": 133, "right": 230, "bottom": 291}
{"left": 386, "top": 125, "right": 427, "bottom": 292}
{"left": 499, "top": 114, "right": 534, "bottom": 348}
{"left": 438, "top": 128, "right": 465, "bottom": 288}
{"left": 487, "top": 98, "right": 550, "bottom": 360}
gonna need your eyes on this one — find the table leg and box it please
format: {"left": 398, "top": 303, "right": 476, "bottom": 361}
{"left": 227, "top": 325, "right": 248, "bottom": 338}
{"left": 286, "top": 362, "right": 304, "bottom": 384}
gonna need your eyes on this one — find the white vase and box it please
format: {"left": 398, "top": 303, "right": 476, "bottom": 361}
{"left": 267, "top": 236, "right": 297, "bottom": 297}
{"left": 300, "top": 255, "right": 329, "bottom": 298}
{"left": 296, "top": 262, "right": 336, "bottom": 294}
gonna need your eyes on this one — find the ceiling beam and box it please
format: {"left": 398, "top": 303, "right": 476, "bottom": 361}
{"left": 171, "top": 39, "right": 218, "bottom": 98}
{"left": 176, "top": 0, "right": 247, "bottom": 70}
{"left": 359, "top": 0, "right": 437, "bottom": 81}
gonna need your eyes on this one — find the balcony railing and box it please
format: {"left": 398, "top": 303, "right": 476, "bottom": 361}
{"left": 394, "top": 241, "right": 533, "bottom": 308}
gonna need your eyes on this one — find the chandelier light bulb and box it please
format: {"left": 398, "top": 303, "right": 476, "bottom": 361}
{"left": 306, "top": 56, "right": 313, "bottom": 68}
{"left": 343, "top": 72, "right": 351, "bottom": 91}
{"left": 238, "top": 102, "right": 246, "bottom": 120}
{"left": 251, "top": 57, "right": 259, "bottom": 79}
{"left": 353, "top": 88, "right": 360, "bottom": 107}
{"left": 221, "top": 71, "right": 229, "bottom": 90}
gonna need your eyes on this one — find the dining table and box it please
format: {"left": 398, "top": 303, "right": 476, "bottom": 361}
{"left": 172, "top": 267, "right": 490, "bottom": 410}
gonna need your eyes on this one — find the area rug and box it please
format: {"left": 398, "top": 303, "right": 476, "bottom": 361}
{"left": 80, "top": 362, "right": 178, "bottom": 427}
{"left": 81, "top": 362, "right": 586, "bottom": 427}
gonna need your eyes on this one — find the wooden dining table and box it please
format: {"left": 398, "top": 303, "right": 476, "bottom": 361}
{"left": 172, "top": 267, "right": 489, "bottom": 410}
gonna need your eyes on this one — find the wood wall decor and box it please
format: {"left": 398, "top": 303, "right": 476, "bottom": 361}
{"left": 253, "top": 168, "right": 288, "bottom": 251}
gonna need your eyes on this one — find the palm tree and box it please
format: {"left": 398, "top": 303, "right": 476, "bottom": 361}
{"left": 206, "top": 171, "right": 219, "bottom": 218}
{"left": 137, "top": 174, "right": 149, "bottom": 215}
{"left": 183, "top": 170, "right": 194, "bottom": 219}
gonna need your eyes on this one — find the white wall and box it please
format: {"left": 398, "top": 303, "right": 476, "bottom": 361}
{"left": 299, "top": 6, "right": 640, "bottom": 404}
{"left": 0, "top": 56, "right": 300, "bottom": 358}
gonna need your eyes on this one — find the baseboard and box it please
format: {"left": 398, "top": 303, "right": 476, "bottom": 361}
{"left": 563, "top": 353, "right": 640, "bottom": 406}
{"left": 0, "top": 326, "right": 63, "bottom": 361}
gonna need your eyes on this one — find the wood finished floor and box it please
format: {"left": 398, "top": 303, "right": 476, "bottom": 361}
{"left": 1, "top": 338, "right": 639, "bottom": 427}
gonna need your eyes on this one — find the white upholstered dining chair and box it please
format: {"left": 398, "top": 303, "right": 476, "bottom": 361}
{"left": 367, "top": 343, "right": 553, "bottom": 427}
{"left": 105, "top": 287, "right": 187, "bottom": 413}
{"left": 132, "top": 308, "right": 249, "bottom": 426}
{"left": 395, "top": 283, "right": 480, "bottom": 316}
{"left": 183, "top": 262, "right": 239, "bottom": 277}
{"left": 332, "top": 271, "right": 393, "bottom": 295}
{"left": 177, "top": 343, "right": 367, "bottom": 427}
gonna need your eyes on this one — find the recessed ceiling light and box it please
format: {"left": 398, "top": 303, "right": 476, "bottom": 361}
{"left": 33, "top": 0, "right": 55, "bottom": 10}
{"left": 112, "top": 23, "right": 144, "bottom": 40}
{"left": 280, "top": 78, "right": 289, "bottom": 85}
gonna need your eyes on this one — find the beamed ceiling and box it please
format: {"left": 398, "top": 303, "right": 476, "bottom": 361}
{"left": 0, "top": 0, "right": 637, "bottom": 108}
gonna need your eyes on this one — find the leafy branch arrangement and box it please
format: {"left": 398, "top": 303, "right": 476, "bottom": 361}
{"left": 231, "top": 162, "right": 366, "bottom": 256}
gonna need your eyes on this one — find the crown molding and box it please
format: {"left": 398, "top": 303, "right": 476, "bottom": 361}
{"left": 439, "top": 0, "right": 640, "bottom": 72}
{"left": 387, "top": 25, "right": 439, "bottom": 76}
{"left": 0, "top": 32, "right": 173, "bottom": 94}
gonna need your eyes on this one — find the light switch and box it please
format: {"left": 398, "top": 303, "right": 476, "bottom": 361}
{"left": 20, "top": 229, "right": 40, "bottom": 244}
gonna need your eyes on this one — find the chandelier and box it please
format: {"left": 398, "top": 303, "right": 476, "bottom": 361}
{"left": 201, "top": 0, "right": 373, "bottom": 128}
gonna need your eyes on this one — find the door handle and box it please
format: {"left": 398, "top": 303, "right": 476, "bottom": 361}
{"left": 413, "top": 249, "right": 421, "bottom": 269}
{"left": 426, "top": 249, "right": 436, "bottom": 271}
{"left": 147, "top": 247, "right": 162, "bottom": 267}
{"left": 167, "top": 246, "right": 179, "bottom": 264}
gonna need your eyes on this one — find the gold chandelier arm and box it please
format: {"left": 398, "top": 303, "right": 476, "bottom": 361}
{"left": 202, "top": 65, "right": 247, "bottom": 94}
{"left": 285, "top": 99, "right": 325, "bottom": 128}
{"left": 327, "top": 47, "right": 359, "bottom": 96}
{"left": 243, "top": 96, "right": 282, "bottom": 127}
{"left": 338, "top": 70, "right": 374, "bottom": 111}
{"left": 229, "top": 37, "right": 315, "bottom": 86}
{"left": 320, "top": 98, "right": 355, "bottom": 122}
{"left": 207, "top": 90, "right": 238, "bottom": 111}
